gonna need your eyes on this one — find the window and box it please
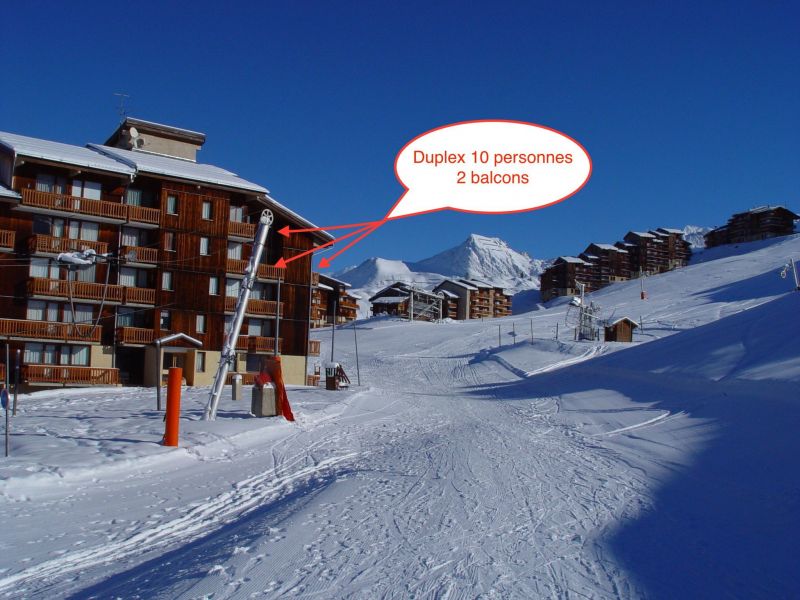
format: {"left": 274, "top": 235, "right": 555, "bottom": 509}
{"left": 121, "top": 227, "right": 142, "bottom": 247}
{"left": 227, "top": 242, "right": 242, "bottom": 260}
{"left": 195, "top": 351, "right": 206, "bottom": 373}
{"left": 30, "top": 258, "right": 59, "bottom": 279}
{"left": 196, "top": 314, "right": 206, "bottom": 333}
{"left": 64, "top": 304, "right": 92, "bottom": 325}
{"left": 166, "top": 194, "right": 178, "bottom": 215}
{"left": 229, "top": 205, "right": 244, "bottom": 222}
{"left": 162, "top": 271, "right": 173, "bottom": 290}
{"left": 27, "top": 301, "right": 59, "bottom": 321}
{"left": 125, "top": 188, "right": 142, "bottom": 206}
{"left": 36, "top": 174, "right": 55, "bottom": 193}
{"left": 119, "top": 268, "right": 147, "bottom": 288}
{"left": 160, "top": 310, "right": 171, "bottom": 330}
{"left": 201, "top": 201, "right": 213, "bottom": 220}
{"left": 72, "top": 180, "right": 101, "bottom": 200}
{"left": 209, "top": 276, "right": 219, "bottom": 295}
{"left": 117, "top": 307, "right": 134, "bottom": 327}
{"left": 225, "top": 278, "right": 240, "bottom": 298}
{"left": 200, "top": 237, "right": 210, "bottom": 255}
{"left": 164, "top": 231, "right": 176, "bottom": 252}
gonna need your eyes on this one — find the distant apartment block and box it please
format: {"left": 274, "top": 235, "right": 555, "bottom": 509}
{"left": 704, "top": 206, "right": 798, "bottom": 248}
{"left": 541, "top": 227, "right": 692, "bottom": 302}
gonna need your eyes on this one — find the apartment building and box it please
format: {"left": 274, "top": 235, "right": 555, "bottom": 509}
{"left": 704, "top": 206, "right": 798, "bottom": 248}
{"left": 311, "top": 273, "right": 359, "bottom": 328}
{"left": 0, "top": 118, "right": 330, "bottom": 389}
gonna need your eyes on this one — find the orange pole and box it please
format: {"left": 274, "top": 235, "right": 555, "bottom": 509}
{"left": 163, "top": 367, "right": 182, "bottom": 446}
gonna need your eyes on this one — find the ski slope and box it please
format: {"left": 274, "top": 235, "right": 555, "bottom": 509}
{"left": 0, "top": 234, "right": 798, "bottom": 598}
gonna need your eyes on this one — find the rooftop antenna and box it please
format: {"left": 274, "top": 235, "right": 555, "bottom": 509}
{"left": 113, "top": 92, "right": 130, "bottom": 122}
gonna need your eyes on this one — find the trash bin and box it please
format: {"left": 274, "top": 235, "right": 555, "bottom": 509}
{"left": 325, "top": 362, "right": 340, "bottom": 391}
{"left": 231, "top": 373, "right": 242, "bottom": 401}
{"left": 251, "top": 383, "right": 277, "bottom": 417}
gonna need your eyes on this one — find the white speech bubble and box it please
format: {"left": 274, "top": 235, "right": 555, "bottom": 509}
{"left": 385, "top": 120, "right": 592, "bottom": 220}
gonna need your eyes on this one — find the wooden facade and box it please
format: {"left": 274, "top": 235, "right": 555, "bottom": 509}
{"left": 311, "top": 274, "right": 359, "bottom": 327}
{"left": 541, "top": 227, "right": 693, "bottom": 303}
{"left": 432, "top": 279, "right": 510, "bottom": 319}
{"left": 704, "top": 206, "right": 798, "bottom": 248}
{"left": 604, "top": 318, "right": 638, "bottom": 342}
{"left": 0, "top": 120, "right": 330, "bottom": 388}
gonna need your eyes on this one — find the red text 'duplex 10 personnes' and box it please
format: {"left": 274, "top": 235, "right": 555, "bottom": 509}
{"left": 385, "top": 120, "right": 592, "bottom": 220}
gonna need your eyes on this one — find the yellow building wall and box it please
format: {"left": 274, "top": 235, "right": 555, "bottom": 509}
{"left": 281, "top": 354, "right": 307, "bottom": 386}
{"left": 91, "top": 345, "right": 115, "bottom": 369}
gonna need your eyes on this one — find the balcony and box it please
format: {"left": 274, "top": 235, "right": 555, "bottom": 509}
{"left": 224, "top": 296, "right": 283, "bottom": 316}
{"left": 0, "top": 318, "right": 101, "bottom": 343}
{"left": 23, "top": 365, "right": 119, "bottom": 386}
{"left": 308, "top": 340, "right": 321, "bottom": 356}
{"left": 124, "top": 287, "right": 156, "bottom": 305}
{"left": 227, "top": 221, "right": 256, "bottom": 240}
{"left": 120, "top": 245, "right": 159, "bottom": 266}
{"left": 234, "top": 335, "right": 282, "bottom": 354}
{"left": 225, "top": 258, "right": 283, "bottom": 280}
{"left": 126, "top": 205, "right": 161, "bottom": 227}
{"left": 0, "top": 230, "right": 14, "bottom": 251}
{"left": 29, "top": 235, "right": 108, "bottom": 256}
{"left": 19, "top": 189, "right": 127, "bottom": 223}
{"left": 28, "top": 278, "right": 124, "bottom": 303}
{"left": 116, "top": 327, "right": 155, "bottom": 345}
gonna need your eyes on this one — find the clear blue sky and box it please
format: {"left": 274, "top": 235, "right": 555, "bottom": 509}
{"left": 1, "top": 1, "right": 797, "bottom": 269}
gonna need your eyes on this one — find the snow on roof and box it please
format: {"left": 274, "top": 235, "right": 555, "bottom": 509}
{"left": 657, "top": 228, "right": 684, "bottom": 235}
{"left": 113, "top": 117, "right": 206, "bottom": 143}
{"left": 319, "top": 273, "right": 352, "bottom": 288}
{"left": 371, "top": 296, "right": 407, "bottom": 305}
{"left": 88, "top": 144, "right": 266, "bottom": 193}
{"left": 582, "top": 254, "right": 599, "bottom": 260}
{"left": 462, "top": 279, "right": 493, "bottom": 288}
{"left": 0, "top": 181, "right": 20, "bottom": 199}
{"left": 439, "top": 279, "right": 478, "bottom": 291}
{"left": 629, "top": 231, "right": 656, "bottom": 238}
{"left": 439, "top": 289, "right": 459, "bottom": 298}
{"left": 607, "top": 317, "right": 639, "bottom": 327}
{"left": 590, "top": 243, "right": 620, "bottom": 251}
{"left": 317, "top": 283, "right": 334, "bottom": 291}
{"left": 557, "top": 256, "right": 590, "bottom": 264}
{"left": 0, "top": 130, "right": 135, "bottom": 176}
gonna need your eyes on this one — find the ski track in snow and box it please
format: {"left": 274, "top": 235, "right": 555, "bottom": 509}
{"left": 2, "top": 233, "right": 799, "bottom": 598}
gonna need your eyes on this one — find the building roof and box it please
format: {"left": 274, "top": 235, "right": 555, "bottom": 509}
{"left": 656, "top": 228, "right": 684, "bottom": 235}
{"left": 371, "top": 296, "right": 407, "bottom": 305}
{"left": 628, "top": 231, "right": 656, "bottom": 239}
{"left": 0, "top": 181, "right": 20, "bottom": 200}
{"left": 556, "top": 256, "right": 590, "bottom": 264}
{"left": 104, "top": 117, "right": 206, "bottom": 146}
{"left": 607, "top": 317, "right": 639, "bottom": 327}
{"left": 88, "top": 144, "right": 266, "bottom": 194}
{"left": 0, "top": 130, "right": 135, "bottom": 176}
{"left": 436, "top": 279, "right": 478, "bottom": 291}
{"left": 439, "top": 289, "right": 459, "bottom": 299}
{"left": 462, "top": 278, "right": 494, "bottom": 288}
{"left": 318, "top": 273, "right": 352, "bottom": 289}
{"left": 317, "top": 283, "right": 334, "bottom": 291}
{"left": 589, "top": 243, "right": 621, "bottom": 251}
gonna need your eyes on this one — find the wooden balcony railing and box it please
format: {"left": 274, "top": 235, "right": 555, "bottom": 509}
{"left": 126, "top": 205, "right": 161, "bottom": 225}
{"left": 20, "top": 189, "right": 127, "bottom": 221}
{"left": 116, "top": 327, "right": 155, "bottom": 345}
{"left": 29, "top": 235, "right": 108, "bottom": 255}
{"left": 232, "top": 336, "right": 282, "bottom": 353}
{"left": 306, "top": 374, "right": 320, "bottom": 387}
{"left": 121, "top": 245, "right": 159, "bottom": 264}
{"left": 124, "top": 287, "right": 156, "bottom": 305}
{"left": 225, "top": 258, "right": 284, "bottom": 280}
{"left": 227, "top": 221, "right": 256, "bottom": 239}
{"left": 28, "top": 278, "right": 124, "bottom": 302}
{"left": 0, "top": 318, "right": 101, "bottom": 343}
{"left": 308, "top": 340, "right": 321, "bottom": 356}
{"left": 224, "top": 296, "right": 283, "bottom": 316}
{"left": 24, "top": 365, "right": 119, "bottom": 385}
{"left": 0, "top": 230, "right": 15, "bottom": 250}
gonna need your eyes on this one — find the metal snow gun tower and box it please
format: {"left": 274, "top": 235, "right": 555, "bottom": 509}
{"left": 569, "top": 282, "right": 600, "bottom": 341}
{"left": 204, "top": 209, "right": 274, "bottom": 421}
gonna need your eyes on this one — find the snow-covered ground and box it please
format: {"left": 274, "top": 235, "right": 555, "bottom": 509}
{"left": 1, "top": 234, "right": 798, "bottom": 598}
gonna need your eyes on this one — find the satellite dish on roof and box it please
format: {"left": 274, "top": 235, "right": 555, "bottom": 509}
{"left": 129, "top": 127, "right": 139, "bottom": 139}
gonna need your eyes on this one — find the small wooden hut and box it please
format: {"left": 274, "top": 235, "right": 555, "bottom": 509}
{"left": 604, "top": 317, "right": 638, "bottom": 342}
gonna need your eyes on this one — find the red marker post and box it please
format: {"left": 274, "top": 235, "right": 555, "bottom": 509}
{"left": 163, "top": 367, "right": 182, "bottom": 447}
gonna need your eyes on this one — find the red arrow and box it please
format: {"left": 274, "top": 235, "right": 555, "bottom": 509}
{"left": 278, "top": 220, "right": 384, "bottom": 238}
{"left": 318, "top": 221, "right": 386, "bottom": 269}
{"left": 274, "top": 225, "right": 374, "bottom": 267}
